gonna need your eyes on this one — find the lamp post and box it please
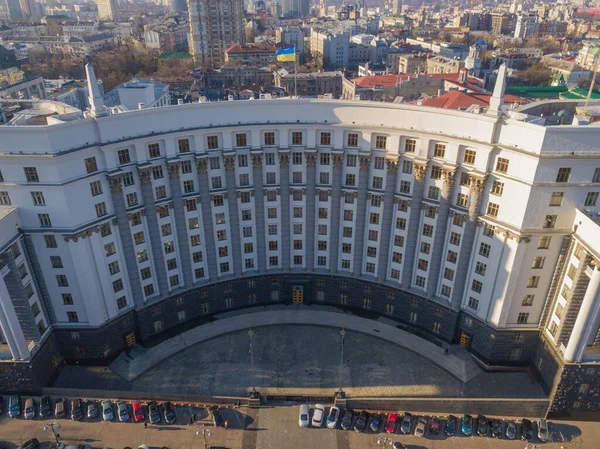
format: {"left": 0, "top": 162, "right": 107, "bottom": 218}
{"left": 248, "top": 328, "right": 257, "bottom": 398}
{"left": 196, "top": 427, "right": 212, "bottom": 449}
{"left": 43, "top": 422, "right": 61, "bottom": 447}
{"left": 336, "top": 328, "right": 346, "bottom": 398}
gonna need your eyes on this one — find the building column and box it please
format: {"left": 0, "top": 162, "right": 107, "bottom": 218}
{"left": 305, "top": 151, "right": 317, "bottom": 271}
{"left": 138, "top": 167, "right": 169, "bottom": 296}
{"left": 108, "top": 174, "right": 144, "bottom": 307}
{"left": 223, "top": 154, "right": 242, "bottom": 276}
{"left": 564, "top": 263, "right": 600, "bottom": 362}
{"left": 167, "top": 162, "right": 193, "bottom": 287}
{"left": 352, "top": 155, "right": 371, "bottom": 277}
{"left": 21, "top": 235, "right": 55, "bottom": 324}
{"left": 401, "top": 161, "right": 428, "bottom": 288}
{"left": 195, "top": 158, "right": 218, "bottom": 281}
{"left": 279, "top": 152, "right": 291, "bottom": 271}
{"left": 328, "top": 153, "right": 344, "bottom": 272}
{"left": 252, "top": 153, "right": 267, "bottom": 272}
{"left": 450, "top": 175, "right": 486, "bottom": 309}
{"left": 0, "top": 271, "right": 30, "bottom": 360}
{"left": 426, "top": 168, "right": 456, "bottom": 297}
{"left": 377, "top": 159, "right": 398, "bottom": 281}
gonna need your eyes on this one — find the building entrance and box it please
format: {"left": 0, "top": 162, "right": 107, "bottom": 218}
{"left": 460, "top": 331, "right": 471, "bottom": 349}
{"left": 292, "top": 286, "right": 304, "bottom": 304}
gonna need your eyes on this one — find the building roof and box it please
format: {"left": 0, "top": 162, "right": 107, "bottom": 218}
{"left": 159, "top": 52, "right": 192, "bottom": 59}
{"left": 225, "top": 44, "right": 278, "bottom": 54}
{"left": 417, "top": 89, "right": 528, "bottom": 110}
{"left": 350, "top": 74, "right": 412, "bottom": 88}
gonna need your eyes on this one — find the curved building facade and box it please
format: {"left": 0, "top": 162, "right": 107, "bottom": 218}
{"left": 1, "top": 96, "right": 600, "bottom": 413}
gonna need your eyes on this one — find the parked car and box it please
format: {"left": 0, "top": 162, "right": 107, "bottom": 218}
{"left": 521, "top": 419, "right": 533, "bottom": 441}
{"left": 8, "top": 395, "right": 20, "bottom": 418}
{"left": 429, "top": 417, "right": 441, "bottom": 434}
{"left": 54, "top": 398, "right": 66, "bottom": 418}
{"left": 392, "top": 443, "right": 407, "bottom": 449}
{"left": 117, "top": 402, "right": 129, "bottom": 422}
{"left": 461, "top": 414, "right": 473, "bottom": 436}
{"left": 326, "top": 406, "right": 340, "bottom": 429}
{"left": 163, "top": 401, "right": 176, "bottom": 424}
{"left": 24, "top": 398, "right": 36, "bottom": 420}
{"left": 71, "top": 399, "right": 83, "bottom": 421}
{"left": 132, "top": 401, "right": 145, "bottom": 423}
{"left": 477, "top": 415, "right": 487, "bottom": 436}
{"left": 298, "top": 404, "right": 309, "bottom": 428}
{"left": 101, "top": 400, "right": 113, "bottom": 421}
{"left": 444, "top": 415, "right": 456, "bottom": 436}
{"left": 21, "top": 439, "right": 40, "bottom": 449}
{"left": 369, "top": 414, "right": 382, "bottom": 432}
{"left": 414, "top": 417, "right": 427, "bottom": 437}
{"left": 148, "top": 402, "right": 161, "bottom": 425}
{"left": 208, "top": 405, "right": 224, "bottom": 427}
{"left": 40, "top": 396, "right": 52, "bottom": 418}
{"left": 353, "top": 410, "right": 369, "bottom": 433}
{"left": 400, "top": 413, "right": 412, "bottom": 434}
{"left": 340, "top": 409, "right": 355, "bottom": 430}
{"left": 311, "top": 404, "right": 325, "bottom": 427}
{"left": 385, "top": 413, "right": 397, "bottom": 434}
{"left": 491, "top": 419, "right": 502, "bottom": 438}
{"left": 87, "top": 401, "right": 98, "bottom": 419}
{"left": 506, "top": 421, "right": 517, "bottom": 440}
{"left": 538, "top": 418, "right": 549, "bottom": 442}
{"left": 0, "top": 395, "right": 4, "bottom": 414}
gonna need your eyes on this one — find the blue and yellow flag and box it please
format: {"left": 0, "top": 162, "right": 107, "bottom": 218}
{"left": 276, "top": 46, "right": 296, "bottom": 62}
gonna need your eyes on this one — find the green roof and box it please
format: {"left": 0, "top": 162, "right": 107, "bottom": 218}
{"left": 159, "top": 52, "right": 192, "bottom": 59}
{"left": 505, "top": 85, "right": 568, "bottom": 99}
{"left": 559, "top": 87, "right": 600, "bottom": 100}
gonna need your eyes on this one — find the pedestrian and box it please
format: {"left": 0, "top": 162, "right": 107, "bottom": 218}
{"left": 144, "top": 421, "right": 148, "bottom": 429}
{"left": 192, "top": 413, "right": 196, "bottom": 422}
{"left": 444, "top": 348, "right": 449, "bottom": 355}
{"left": 224, "top": 421, "right": 229, "bottom": 429}
{"left": 190, "top": 416, "right": 193, "bottom": 425}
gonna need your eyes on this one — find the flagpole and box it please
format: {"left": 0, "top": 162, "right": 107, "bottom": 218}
{"left": 294, "top": 54, "right": 298, "bottom": 97}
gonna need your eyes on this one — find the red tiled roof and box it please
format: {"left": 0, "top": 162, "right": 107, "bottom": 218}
{"left": 350, "top": 74, "right": 413, "bottom": 88}
{"left": 418, "top": 90, "right": 527, "bottom": 110}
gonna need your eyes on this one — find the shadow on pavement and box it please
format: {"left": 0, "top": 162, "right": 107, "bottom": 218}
{"left": 220, "top": 408, "right": 254, "bottom": 430}
{"left": 552, "top": 423, "right": 582, "bottom": 442}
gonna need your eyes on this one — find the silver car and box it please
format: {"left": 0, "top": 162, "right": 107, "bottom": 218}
{"left": 102, "top": 400, "right": 114, "bottom": 421}
{"left": 24, "top": 398, "right": 35, "bottom": 420}
{"left": 538, "top": 418, "right": 549, "bottom": 442}
{"left": 117, "top": 402, "right": 129, "bottom": 422}
{"left": 414, "top": 417, "right": 427, "bottom": 437}
{"left": 400, "top": 413, "right": 412, "bottom": 434}
{"left": 506, "top": 421, "right": 517, "bottom": 440}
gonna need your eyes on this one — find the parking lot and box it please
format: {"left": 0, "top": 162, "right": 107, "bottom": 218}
{"left": 0, "top": 396, "right": 594, "bottom": 449}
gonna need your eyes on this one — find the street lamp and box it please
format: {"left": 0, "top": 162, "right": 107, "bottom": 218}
{"left": 248, "top": 328, "right": 258, "bottom": 398}
{"left": 336, "top": 328, "right": 346, "bottom": 398}
{"left": 43, "top": 422, "right": 61, "bottom": 447}
{"left": 196, "top": 427, "right": 212, "bottom": 449}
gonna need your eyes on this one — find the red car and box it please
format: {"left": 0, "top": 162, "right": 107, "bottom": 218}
{"left": 385, "top": 413, "right": 397, "bottom": 434}
{"left": 132, "top": 401, "right": 145, "bottom": 423}
{"left": 429, "top": 417, "right": 441, "bottom": 434}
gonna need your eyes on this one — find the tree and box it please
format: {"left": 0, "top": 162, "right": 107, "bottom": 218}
{"left": 511, "top": 62, "right": 553, "bottom": 86}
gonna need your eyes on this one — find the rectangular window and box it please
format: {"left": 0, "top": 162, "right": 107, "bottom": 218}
{"left": 118, "top": 149, "right": 131, "bottom": 164}
{"left": 292, "top": 172, "right": 303, "bottom": 184}
{"left": 550, "top": 192, "right": 564, "bottom": 207}
{"left": 479, "top": 243, "right": 491, "bottom": 258}
{"left": 434, "top": 143, "right": 445, "bottom": 158}
{"left": 544, "top": 215, "right": 558, "bottom": 229}
{"left": 183, "top": 180, "right": 195, "bottom": 193}
{"left": 491, "top": 181, "right": 504, "bottom": 196}
{"left": 402, "top": 160, "right": 413, "bottom": 174}
{"left": 24, "top": 167, "right": 39, "bottom": 182}
{"left": 471, "top": 279, "right": 483, "bottom": 293}
{"left": 90, "top": 180, "right": 103, "bottom": 196}
{"left": 443, "top": 267, "right": 454, "bottom": 280}
{"left": 487, "top": 202, "right": 500, "bottom": 217}
{"left": 427, "top": 186, "right": 440, "bottom": 200}
{"left": 527, "top": 276, "right": 540, "bottom": 288}
{"left": 405, "top": 139, "right": 416, "bottom": 153}
{"left": 556, "top": 167, "right": 571, "bottom": 183}
{"left": 126, "top": 192, "right": 138, "bottom": 207}
{"left": 431, "top": 166, "right": 442, "bottom": 179}
{"left": 347, "top": 133, "right": 358, "bottom": 147}
{"left": 464, "top": 149, "right": 476, "bottom": 164}
{"left": 207, "top": 135, "right": 219, "bottom": 149}
{"left": 292, "top": 131, "right": 303, "bottom": 145}
{"left": 346, "top": 155, "right": 357, "bottom": 167}
{"left": 56, "top": 275, "right": 69, "bottom": 287}
{"left": 400, "top": 180, "right": 411, "bottom": 193}
{"left": 123, "top": 172, "right": 135, "bottom": 186}
{"left": 375, "top": 136, "right": 387, "bottom": 149}
{"left": 235, "top": 133, "right": 247, "bottom": 148}
{"left": 517, "top": 313, "right": 529, "bottom": 324}
{"left": 496, "top": 157, "right": 509, "bottom": 173}
{"left": 320, "top": 132, "right": 331, "bottom": 146}
{"left": 369, "top": 213, "right": 380, "bottom": 224}
{"left": 538, "top": 236, "right": 551, "bottom": 249}
{"left": 468, "top": 296, "right": 479, "bottom": 311}
{"left": 84, "top": 156, "right": 98, "bottom": 173}
{"left": 155, "top": 186, "right": 166, "bottom": 200}
{"left": 396, "top": 218, "right": 406, "bottom": 230}
{"left": 137, "top": 249, "right": 148, "bottom": 263}
{"left": 108, "top": 261, "right": 120, "bottom": 275}
{"left": 372, "top": 176, "right": 383, "bottom": 189}
{"left": 67, "top": 312, "right": 79, "bottom": 322}
{"left": 585, "top": 192, "right": 599, "bottom": 207}
{"left": 319, "top": 172, "right": 330, "bottom": 184}
{"left": 45, "top": 235, "right": 57, "bottom": 248}
{"left": 134, "top": 231, "right": 145, "bottom": 245}
{"left": 532, "top": 256, "right": 545, "bottom": 269}
{"left": 148, "top": 143, "right": 160, "bottom": 158}
{"left": 264, "top": 132, "right": 275, "bottom": 146}
{"left": 144, "top": 284, "right": 155, "bottom": 297}
{"left": 38, "top": 214, "right": 52, "bottom": 227}
{"left": 31, "top": 191, "right": 46, "bottom": 205}
{"left": 522, "top": 295, "right": 534, "bottom": 306}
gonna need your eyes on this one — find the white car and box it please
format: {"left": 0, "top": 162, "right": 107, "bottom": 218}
{"left": 326, "top": 406, "right": 340, "bottom": 429}
{"left": 538, "top": 418, "right": 549, "bottom": 442}
{"left": 311, "top": 404, "right": 325, "bottom": 427}
{"left": 117, "top": 401, "right": 129, "bottom": 422}
{"left": 102, "top": 400, "right": 114, "bottom": 421}
{"left": 298, "top": 404, "right": 309, "bottom": 427}
{"left": 414, "top": 417, "right": 427, "bottom": 437}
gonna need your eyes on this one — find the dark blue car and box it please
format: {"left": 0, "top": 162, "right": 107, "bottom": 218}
{"left": 445, "top": 415, "right": 456, "bottom": 436}
{"left": 461, "top": 414, "right": 473, "bottom": 436}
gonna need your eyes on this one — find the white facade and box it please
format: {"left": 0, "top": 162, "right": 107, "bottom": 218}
{"left": 1, "top": 95, "right": 600, "bottom": 365}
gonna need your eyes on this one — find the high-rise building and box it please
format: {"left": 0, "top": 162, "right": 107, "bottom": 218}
{"left": 391, "top": 0, "right": 402, "bottom": 16}
{"left": 188, "top": 0, "right": 246, "bottom": 68}
{"left": 97, "top": 0, "right": 120, "bottom": 22}
{"left": 282, "top": 0, "right": 310, "bottom": 18}
{"left": 18, "top": 0, "right": 31, "bottom": 17}
{"left": 4, "top": 0, "right": 23, "bottom": 20}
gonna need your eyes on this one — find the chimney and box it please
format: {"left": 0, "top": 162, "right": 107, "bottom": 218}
{"left": 178, "top": 98, "right": 184, "bottom": 105}
{"left": 138, "top": 103, "right": 145, "bottom": 110}
{"left": 85, "top": 63, "right": 108, "bottom": 118}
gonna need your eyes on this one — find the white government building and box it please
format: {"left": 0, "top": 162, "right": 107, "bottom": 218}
{"left": 0, "top": 65, "right": 599, "bottom": 414}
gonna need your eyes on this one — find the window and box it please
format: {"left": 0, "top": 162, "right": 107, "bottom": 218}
{"left": 141, "top": 267, "right": 152, "bottom": 280}
{"left": 104, "top": 242, "right": 116, "bottom": 257}
{"left": 431, "top": 166, "right": 442, "bottom": 179}
{"left": 342, "top": 243, "right": 352, "bottom": 253}
{"left": 237, "top": 154, "right": 248, "bottom": 168}
{"left": 24, "top": 167, "right": 39, "bottom": 182}
{"left": 405, "top": 139, "right": 416, "bottom": 153}
{"left": 471, "top": 279, "right": 483, "bottom": 293}
{"left": 320, "top": 132, "right": 331, "bottom": 146}
{"left": 517, "top": 313, "right": 529, "bottom": 324}
{"left": 126, "top": 193, "right": 138, "bottom": 207}
{"left": 67, "top": 312, "right": 79, "bottom": 322}
{"left": 449, "top": 232, "right": 460, "bottom": 246}
{"left": 372, "top": 176, "right": 383, "bottom": 189}
{"left": 479, "top": 243, "right": 491, "bottom": 258}
{"left": 190, "top": 235, "right": 201, "bottom": 246}
{"left": 396, "top": 218, "right": 406, "bottom": 230}
{"left": 532, "top": 256, "right": 545, "bottom": 269}
{"left": 402, "top": 160, "right": 413, "bottom": 175}
{"left": 394, "top": 235, "right": 404, "bottom": 247}
{"left": 347, "top": 133, "right": 358, "bottom": 147}
{"left": 161, "top": 223, "right": 172, "bottom": 237}
{"left": 365, "top": 262, "right": 375, "bottom": 272}
{"left": 100, "top": 223, "right": 112, "bottom": 237}
{"left": 468, "top": 296, "right": 479, "bottom": 311}
{"left": 522, "top": 295, "right": 534, "bottom": 306}
{"left": 487, "top": 202, "right": 499, "bottom": 217}
{"left": 475, "top": 261, "right": 487, "bottom": 276}
{"left": 50, "top": 255, "right": 63, "bottom": 268}
{"left": 169, "top": 274, "right": 180, "bottom": 287}
{"left": 134, "top": 231, "right": 145, "bottom": 245}
{"left": 292, "top": 131, "right": 303, "bottom": 145}
{"left": 428, "top": 186, "right": 440, "bottom": 200}
{"left": 319, "top": 172, "right": 330, "bottom": 184}
{"left": 420, "top": 242, "right": 430, "bottom": 254}
{"left": 292, "top": 172, "right": 302, "bottom": 183}
{"left": 544, "top": 215, "right": 557, "bottom": 229}
{"left": 344, "top": 210, "right": 353, "bottom": 221}
{"left": 45, "top": 235, "right": 57, "bottom": 248}
{"left": 550, "top": 192, "right": 564, "bottom": 207}
{"left": 207, "top": 135, "right": 219, "bottom": 149}
{"left": 60, "top": 293, "right": 74, "bottom": 305}
{"left": 345, "top": 174, "right": 356, "bottom": 186}
{"left": 88, "top": 180, "right": 104, "bottom": 197}
{"left": 392, "top": 252, "right": 402, "bottom": 263}
{"left": 433, "top": 143, "right": 445, "bottom": 158}
{"left": 38, "top": 214, "right": 52, "bottom": 227}
{"left": 264, "top": 132, "right": 275, "bottom": 145}
{"left": 144, "top": 284, "right": 155, "bottom": 297}
{"left": 363, "top": 297, "right": 372, "bottom": 309}
{"left": 137, "top": 249, "right": 148, "bottom": 263}
{"left": 367, "top": 246, "right": 376, "bottom": 257}
{"left": 556, "top": 167, "right": 571, "bottom": 183}
{"left": 234, "top": 133, "right": 247, "bottom": 147}
{"left": 491, "top": 181, "right": 504, "bottom": 196}
{"left": 567, "top": 264, "right": 577, "bottom": 280}
{"left": 585, "top": 192, "right": 599, "bottom": 207}
{"left": 400, "top": 180, "right": 411, "bottom": 193}
{"left": 464, "top": 149, "right": 476, "bottom": 164}
{"left": 108, "top": 261, "right": 120, "bottom": 275}
{"left": 409, "top": 311, "right": 418, "bottom": 323}
{"left": 432, "top": 321, "right": 441, "bottom": 334}
{"left": 527, "top": 276, "right": 540, "bottom": 288}
{"left": 346, "top": 155, "right": 357, "bottom": 167}
{"left": 496, "top": 158, "right": 509, "bottom": 173}
{"left": 189, "top": 217, "right": 199, "bottom": 230}
{"left": 148, "top": 143, "right": 162, "bottom": 159}
{"left": 184, "top": 180, "right": 195, "bottom": 192}
{"left": 369, "top": 213, "right": 380, "bottom": 224}
{"left": 30, "top": 190, "right": 46, "bottom": 206}
{"left": 443, "top": 267, "right": 454, "bottom": 280}
{"left": 294, "top": 224, "right": 303, "bottom": 234}
{"left": 417, "top": 259, "right": 428, "bottom": 271}
{"left": 123, "top": 172, "right": 135, "bottom": 186}
{"left": 594, "top": 168, "right": 600, "bottom": 183}
{"left": 118, "top": 149, "right": 131, "bottom": 164}
{"left": 538, "top": 236, "right": 551, "bottom": 249}
{"left": 84, "top": 156, "right": 97, "bottom": 173}
{"left": 453, "top": 214, "right": 465, "bottom": 227}
{"left": 56, "top": 275, "right": 68, "bottom": 287}
{"left": 375, "top": 136, "right": 387, "bottom": 149}
{"left": 0, "top": 191, "right": 10, "bottom": 205}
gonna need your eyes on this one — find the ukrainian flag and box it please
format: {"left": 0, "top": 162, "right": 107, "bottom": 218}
{"left": 276, "top": 46, "right": 296, "bottom": 62}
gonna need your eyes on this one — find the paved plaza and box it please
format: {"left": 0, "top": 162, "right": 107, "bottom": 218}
{"left": 54, "top": 324, "right": 547, "bottom": 400}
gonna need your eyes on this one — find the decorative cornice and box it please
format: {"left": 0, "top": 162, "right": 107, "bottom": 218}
{"left": 359, "top": 155, "right": 371, "bottom": 171}
{"left": 386, "top": 159, "right": 398, "bottom": 173}
{"left": 138, "top": 168, "right": 152, "bottom": 185}
{"left": 442, "top": 168, "right": 456, "bottom": 186}
{"left": 167, "top": 162, "right": 180, "bottom": 179}
{"left": 196, "top": 158, "right": 208, "bottom": 173}
{"left": 305, "top": 153, "right": 317, "bottom": 168}
{"left": 469, "top": 175, "right": 487, "bottom": 194}
{"left": 333, "top": 154, "right": 344, "bottom": 169}
{"left": 108, "top": 175, "right": 123, "bottom": 194}
{"left": 64, "top": 226, "right": 101, "bottom": 242}
{"left": 279, "top": 153, "right": 289, "bottom": 168}
{"left": 414, "top": 162, "right": 428, "bottom": 181}
{"left": 252, "top": 154, "right": 262, "bottom": 169}
{"left": 224, "top": 155, "right": 235, "bottom": 171}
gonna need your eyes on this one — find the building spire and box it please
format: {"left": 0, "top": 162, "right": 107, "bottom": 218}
{"left": 85, "top": 63, "right": 108, "bottom": 118}
{"left": 488, "top": 63, "right": 507, "bottom": 117}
